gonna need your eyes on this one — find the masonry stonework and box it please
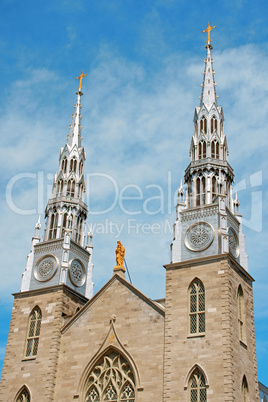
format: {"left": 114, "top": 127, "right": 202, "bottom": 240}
{"left": 163, "top": 254, "right": 259, "bottom": 401}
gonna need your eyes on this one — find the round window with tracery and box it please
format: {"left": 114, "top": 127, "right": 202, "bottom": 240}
{"left": 185, "top": 222, "right": 215, "bottom": 252}
{"left": 69, "top": 259, "right": 85, "bottom": 287}
{"left": 228, "top": 227, "right": 240, "bottom": 258}
{"left": 34, "top": 255, "right": 58, "bottom": 282}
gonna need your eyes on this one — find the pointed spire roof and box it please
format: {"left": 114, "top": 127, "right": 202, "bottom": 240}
{"left": 67, "top": 90, "right": 83, "bottom": 148}
{"left": 66, "top": 71, "right": 87, "bottom": 149}
{"left": 200, "top": 23, "right": 218, "bottom": 110}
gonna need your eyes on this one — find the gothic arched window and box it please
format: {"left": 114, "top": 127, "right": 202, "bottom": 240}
{"left": 49, "top": 212, "right": 58, "bottom": 240}
{"left": 62, "top": 212, "right": 73, "bottom": 236}
{"left": 57, "top": 179, "right": 63, "bottom": 196}
{"left": 25, "top": 307, "right": 42, "bottom": 357}
{"left": 79, "top": 160, "right": 84, "bottom": 176}
{"left": 67, "top": 180, "right": 75, "bottom": 197}
{"left": 212, "top": 176, "right": 217, "bottom": 202}
{"left": 242, "top": 376, "right": 248, "bottom": 402}
{"left": 210, "top": 116, "right": 217, "bottom": 133}
{"left": 196, "top": 178, "right": 201, "bottom": 206}
{"left": 188, "top": 368, "right": 207, "bottom": 401}
{"left": 196, "top": 177, "right": 206, "bottom": 206}
{"left": 198, "top": 141, "right": 206, "bottom": 160}
{"left": 200, "top": 116, "right": 207, "bottom": 134}
{"left": 69, "top": 157, "right": 77, "bottom": 173}
{"left": 238, "top": 286, "right": 246, "bottom": 343}
{"left": 61, "top": 158, "right": 67, "bottom": 173}
{"left": 16, "top": 386, "right": 31, "bottom": 402}
{"left": 211, "top": 140, "right": 219, "bottom": 159}
{"left": 201, "top": 176, "right": 206, "bottom": 205}
{"left": 79, "top": 184, "right": 84, "bottom": 199}
{"left": 75, "top": 216, "right": 83, "bottom": 245}
{"left": 189, "top": 279, "right": 205, "bottom": 335}
{"left": 85, "top": 351, "right": 135, "bottom": 402}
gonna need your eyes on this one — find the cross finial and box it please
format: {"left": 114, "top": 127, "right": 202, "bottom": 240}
{"left": 76, "top": 70, "right": 87, "bottom": 91}
{"left": 202, "top": 23, "right": 216, "bottom": 43}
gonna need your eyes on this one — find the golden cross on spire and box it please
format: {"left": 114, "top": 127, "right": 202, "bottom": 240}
{"left": 202, "top": 23, "right": 216, "bottom": 43}
{"left": 76, "top": 70, "right": 87, "bottom": 90}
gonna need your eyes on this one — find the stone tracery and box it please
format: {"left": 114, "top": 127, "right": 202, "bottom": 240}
{"left": 85, "top": 351, "right": 135, "bottom": 402}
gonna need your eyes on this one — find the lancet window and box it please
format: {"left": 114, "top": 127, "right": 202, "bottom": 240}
{"left": 69, "top": 157, "right": 77, "bottom": 173}
{"left": 67, "top": 179, "right": 75, "bottom": 197}
{"left": 16, "top": 386, "right": 31, "bottom": 402}
{"left": 242, "top": 376, "right": 248, "bottom": 402}
{"left": 189, "top": 279, "right": 205, "bottom": 335}
{"left": 57, "top": 179, "right": 63, "bottom": 196}
{"left": 79, "top": 184, "right": 84, "bottom": 199}
{"left": 210, "top": 116, "right": 217, "bottom": 133}
{"left": 48, "top": 212, "right": 58, "bottom": 240}
{"left": 200, "top": 116, "right": 207, "bottom": 134}
{"left": 196, "top": 176, "right": 206, "bottom": 206}
{"left": 25, "top": 307, "right": 42, "bottom": 358}
{"left": 238, "top": 286, "right": 246, "bottom": 343}
{"left": 198, "top": 141, "right": 206, "bottom": 160}
{"left": 211, "top": 140, "right": 219, "bottom": 159}
{"left": 79, "top": 160, "right": 84, "bottom": 176}
{"left": 211, "top": 176, "right": 217, "bottom": 202}
{"left": 85, "top": 351, "right": 135, "bottom": 402}
{"left": 75, "top": 216, "right": 83, "bottom": 245}
{"left": 188, "top": 368, "right": 207, "bottom": 402}
{"left": 61, "top": 158, "right": 67, "bottom": 173}
{"left": 62, "top": 212, "right": 73, "bottom": 237}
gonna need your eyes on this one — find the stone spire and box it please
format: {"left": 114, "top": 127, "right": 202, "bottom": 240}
{"left": 66, "top": 90, "right": 83, "bottom": 148}
{"left": 200, "top": 43, "right": 218, "bottom": 110}
{"left": 43, "top": 87, "right": 87, "bottom": 246}
{"left": 20, "top": 74, "right": 94, "bottom": 299}
{"left": 170, "top": 31, "right": 248, "bottom": 271}
{"left": 185, "top": 37, "right": 233, "bottom": 210}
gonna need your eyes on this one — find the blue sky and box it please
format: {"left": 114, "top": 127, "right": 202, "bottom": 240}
{"left": 1, "top": 0, "right": 268, "bottom": 388}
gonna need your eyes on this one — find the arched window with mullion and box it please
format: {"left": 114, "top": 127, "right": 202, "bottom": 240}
{"left": 189, "top": 368, "right": 207, "bottom": 402}
{"left": 85, "top": 351, "right": 135, "bottom": 402}
{"left": 189, "top": 279, "right": 205, "bottom": 335}
{"left": 25, "top": 307, "right": 42, "bottom": 357}
{"left": 16, "top": 385, "right": 31, "bottom": 402}
{"left": 48, "top": 212, "right": 58, "bottom": 240}
{"left": 200, "top": 116, "right": 207, "bottom": 134}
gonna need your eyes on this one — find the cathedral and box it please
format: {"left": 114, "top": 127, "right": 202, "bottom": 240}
{"left": 0, "top": 27, "right": 262, "bottom": 401}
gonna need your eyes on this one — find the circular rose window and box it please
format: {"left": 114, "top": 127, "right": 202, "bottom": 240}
{"left": 228, "top": 227, "right": 240, "bottom": 258}
{"left": 34, "top": 255, "right": 58, "bottom": 282}
{"left": 69, "top": 259, "right": 86, "bottom": 287}
{"left": 185, "top": 222, "right": 215, "bottom": 252}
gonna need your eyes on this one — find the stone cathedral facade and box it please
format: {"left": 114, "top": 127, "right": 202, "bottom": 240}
{"left": 0, "top": 37, "right": 260, "bottom": 401}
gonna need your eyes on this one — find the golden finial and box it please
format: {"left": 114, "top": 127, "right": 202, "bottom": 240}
{"left": 114, "top": 241, "right": 125, "bottom": 271}
{"left": 202, "top": 23, "right": 216, "bottom": 43}
{"left": 76, "top": 70, "right": 87, "bottom": 91}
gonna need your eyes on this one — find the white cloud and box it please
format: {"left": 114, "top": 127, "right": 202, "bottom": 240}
{"left": 1, "top": 43, "right": 267, "bottom": 315}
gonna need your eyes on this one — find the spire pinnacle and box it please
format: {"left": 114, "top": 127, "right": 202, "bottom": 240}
{"left": 67, "top": 86, "right": 83, "bottom": 148}
{"left": 34, "top": 215, "right": 41, "bottom": 237}
{"left": 200, "top": 36, "right": 218, "bottom": 109}
{"left": 202, "top": 22, "right": 216, "bottom": 44}
{"left": 178, "top": 179, "right": 185, "bottom": 203}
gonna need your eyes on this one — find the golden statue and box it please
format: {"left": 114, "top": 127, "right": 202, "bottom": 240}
{"left": 76, "top": 70, "right": 87, "bottom": 90}
{"left": 202, "top": 22, "right": 216, "bottom": 43}
{"left": 115, "top": 241, "right": 125, "bottom": 269}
